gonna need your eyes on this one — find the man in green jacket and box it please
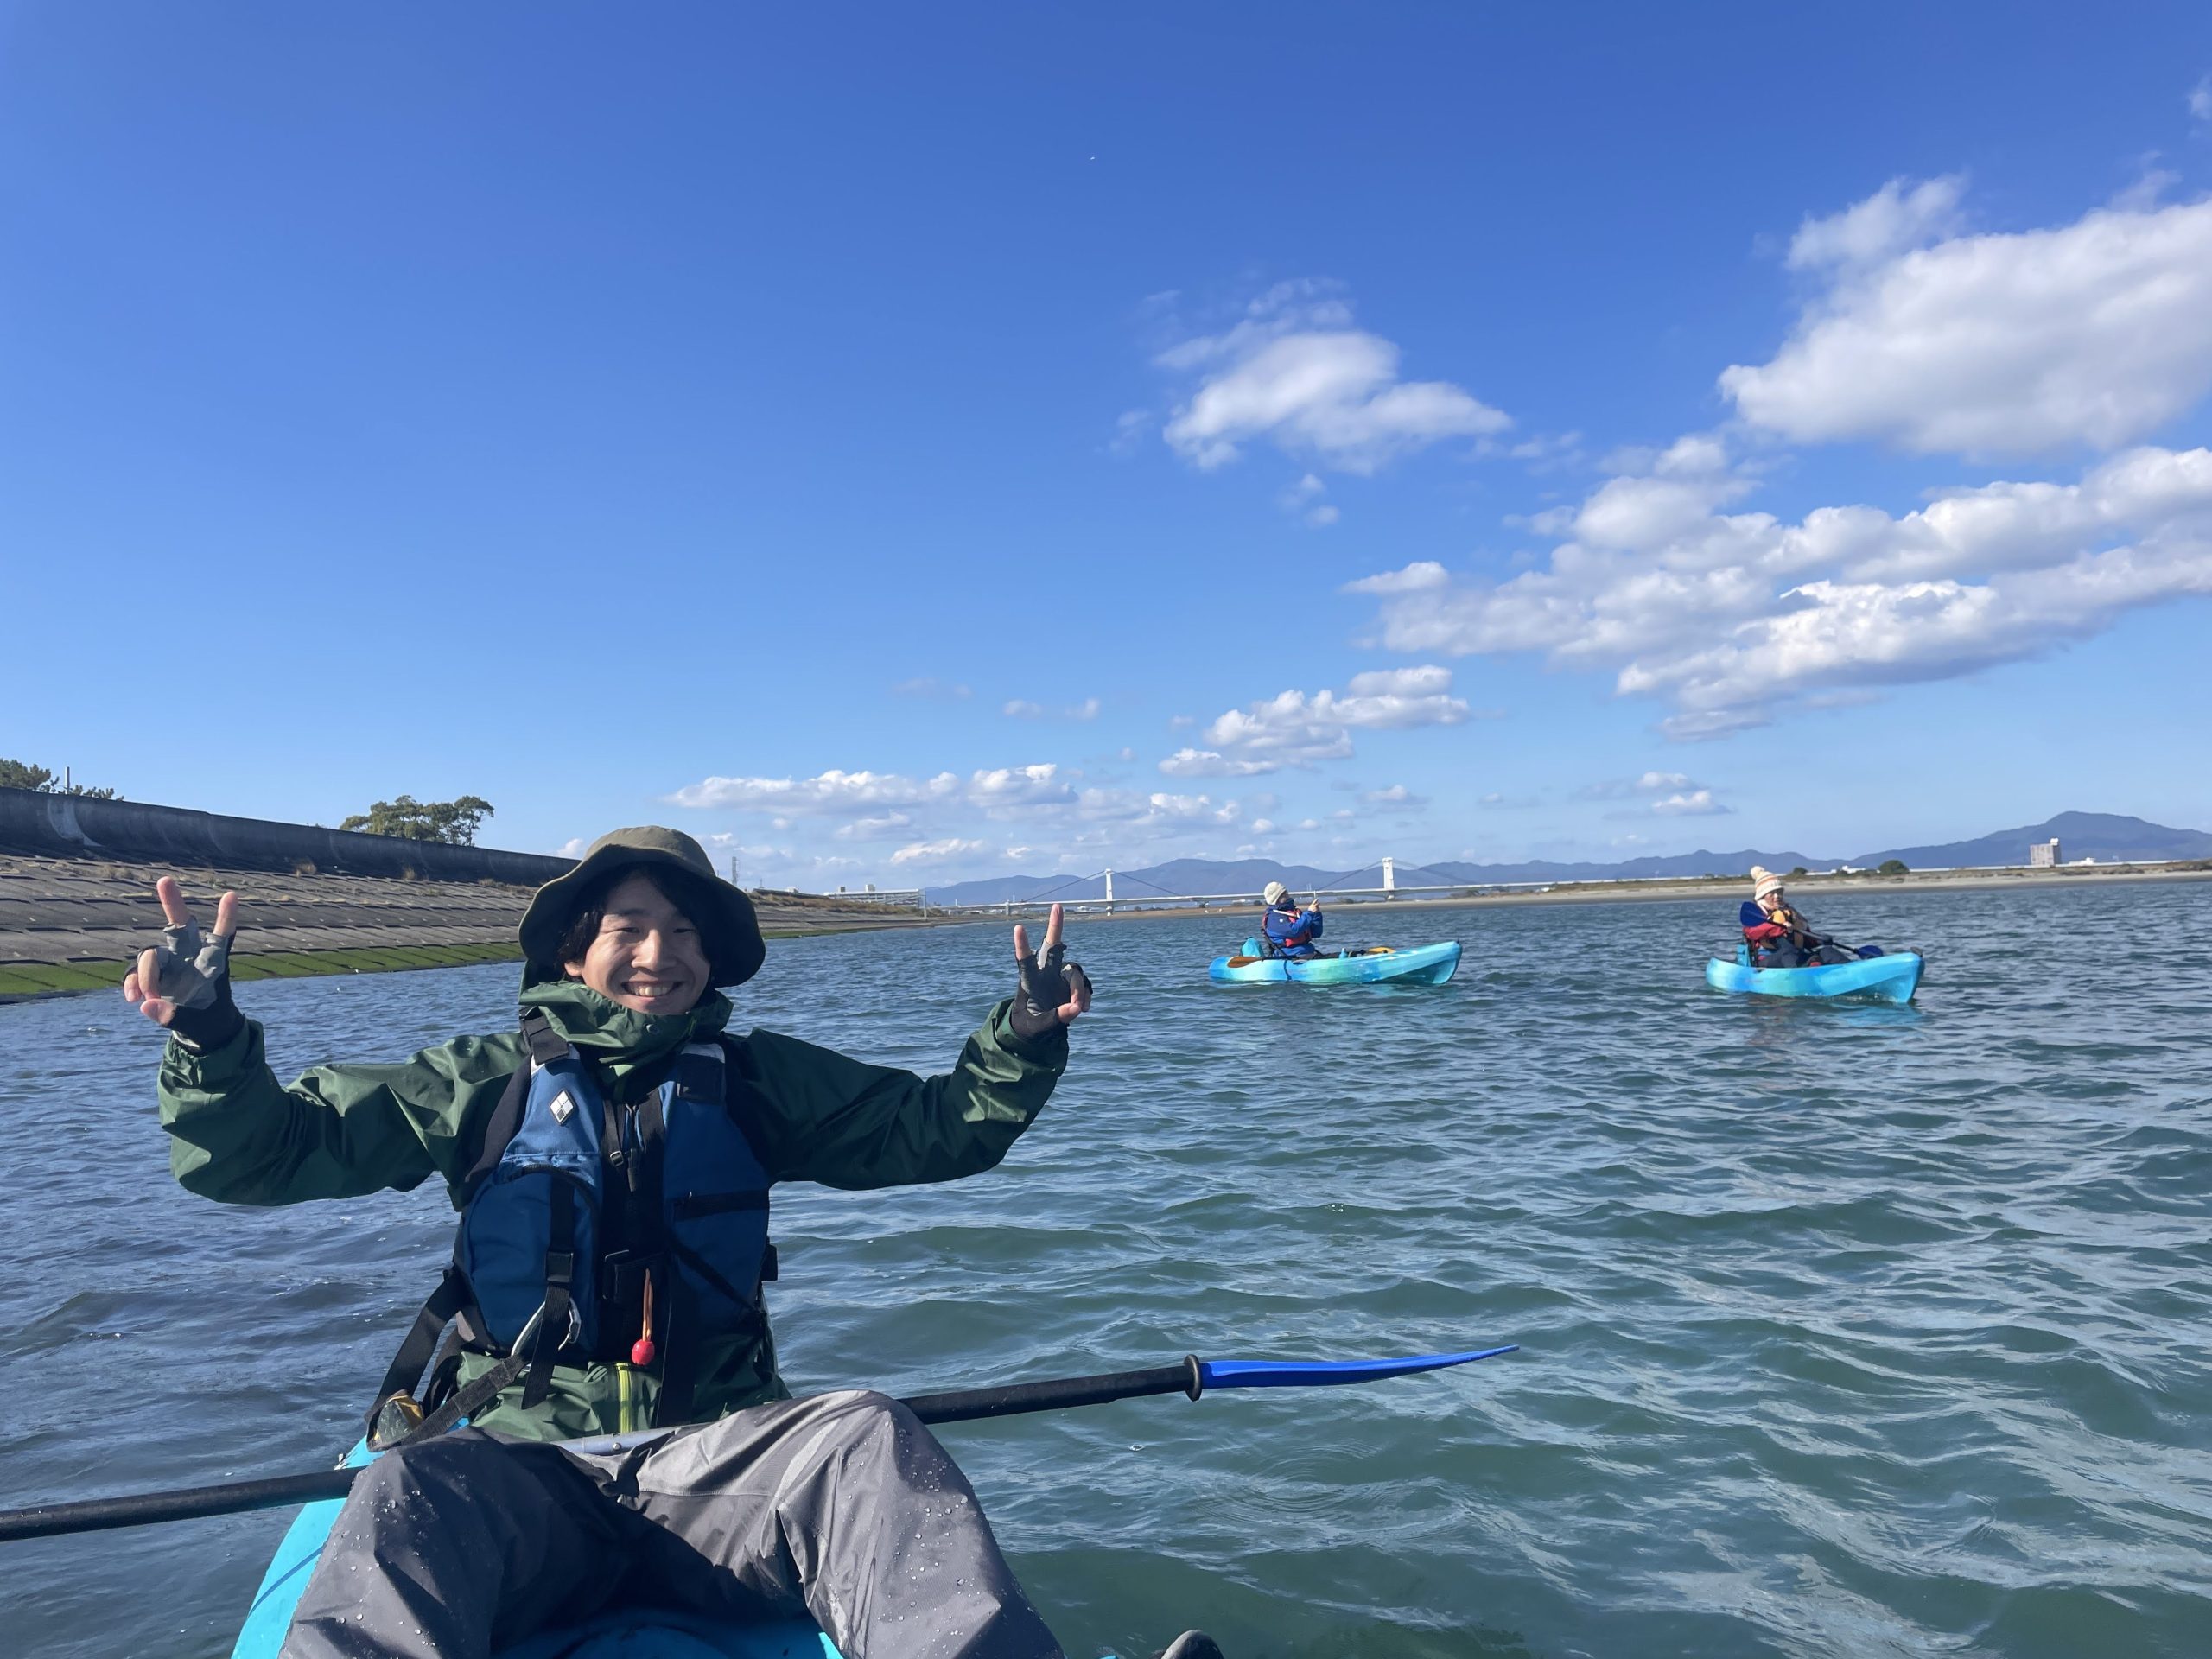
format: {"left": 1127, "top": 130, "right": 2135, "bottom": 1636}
{"left": 124, "top": 827, "right": 1215, "bottom": 1659}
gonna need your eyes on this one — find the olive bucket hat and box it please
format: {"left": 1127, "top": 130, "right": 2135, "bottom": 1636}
{"left": 520, "top": 826, "right": 766, "bottom": 988}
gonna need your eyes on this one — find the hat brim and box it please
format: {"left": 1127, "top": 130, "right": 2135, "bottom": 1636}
{"left": 519, "top": 845, "right": 766, "bottom": 988}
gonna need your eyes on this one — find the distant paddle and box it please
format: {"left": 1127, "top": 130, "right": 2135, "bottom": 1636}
{"left": 0, "top": 1345, "right": 1516, "bottom": 1542}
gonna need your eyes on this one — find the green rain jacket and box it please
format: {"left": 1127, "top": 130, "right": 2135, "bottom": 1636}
{"left": 157, "top": 976, "right": 1066, "bottom": 1440}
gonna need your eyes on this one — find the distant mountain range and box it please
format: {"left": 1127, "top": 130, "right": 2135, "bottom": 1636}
{"left": 918, "top": 811, "right": 2212, "bottom": 905}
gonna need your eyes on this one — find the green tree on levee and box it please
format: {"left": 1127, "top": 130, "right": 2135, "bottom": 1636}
{"left": 0, "top": 757, "right": 120, "bottom": 798}
{"left": 340, "top": 794, "right": 494, "bottom": 844}
{"left": 1877, "top": 859, "right": 1910, "bottom": 875}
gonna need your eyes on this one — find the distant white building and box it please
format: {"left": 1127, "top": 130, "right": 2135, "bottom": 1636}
{"left": 2029, "top": 838, "right": 2061, "bottom": 868}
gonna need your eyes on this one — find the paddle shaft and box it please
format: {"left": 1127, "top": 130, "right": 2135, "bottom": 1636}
{"left": 0, "top": 1359, "right": 1208, "bottom": 1542}
{"left": 905, "top": 1357, "right": 1201, "bottom": 1425}
{"left": 1759, "top": 906, "right": 1862, "bottom": 957}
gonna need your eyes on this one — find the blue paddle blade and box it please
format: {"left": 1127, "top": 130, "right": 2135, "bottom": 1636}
{"left": 1198, "top": 1345, "right": 1517, "bottom": 1391}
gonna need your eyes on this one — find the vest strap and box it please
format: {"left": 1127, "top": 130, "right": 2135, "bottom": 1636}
{"left": 397, "top": 1027, "right": 776, "bottom": 1435}
{"left": 520, "top": 1183, "right": 577, "bottom": 1409}
{"left": 632, "top": 1093, "right": 665, "bottom": 1192}
{"left": 655, "top": 1275, "right": 698, "bottom": 1427}
{"left": 389, "top": 1346, "right": 530, "bottom": 1448}
{"left": 463, "top": 1061, "right": 536, "bottom": 1192}
{"left": 360, "top": 1264, "right": 471, "bottom": 1440}
{"left": 665, "top": 1230, "right": 765, "bottom": 1313}
{"left": 520, "top": 1007, "right": 571, "bottom": 1065}
{"left": 672, "top": 1044, "right": 721, "bottom": 1100}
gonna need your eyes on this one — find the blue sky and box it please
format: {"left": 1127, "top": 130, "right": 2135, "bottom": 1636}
{"left": 5, "top": 3, "right": 2210, "bottom": 885}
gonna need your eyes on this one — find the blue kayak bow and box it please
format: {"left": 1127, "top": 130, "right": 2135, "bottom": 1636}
{"left": 0, "top": 1344, "right": 1518, "bottom": 1541}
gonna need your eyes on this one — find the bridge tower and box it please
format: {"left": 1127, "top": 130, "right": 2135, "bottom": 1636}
{"left": 1103, "top": 867, "right": 1115, "bottom": 915}
{"left": 1382, "top": 856, "right": 1396, "bottom": 894}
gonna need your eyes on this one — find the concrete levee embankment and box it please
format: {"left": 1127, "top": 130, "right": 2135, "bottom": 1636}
{"left": 0, "top": 786, "right": 575, "bottom": 884}
{"left": 0, "top": 791, "right": 957, "bottom": 1004}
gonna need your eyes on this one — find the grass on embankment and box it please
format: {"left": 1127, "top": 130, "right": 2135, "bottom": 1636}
{"left": 0, "top": 939, "right": 525, "bottom": 1003}
{"left": 0, "top": 923, "right": 906, "bottom": 1004}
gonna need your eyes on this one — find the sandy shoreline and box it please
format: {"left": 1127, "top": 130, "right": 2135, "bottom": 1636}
{"left": 938, "top": 860, "right": 2212, "bottom": 927}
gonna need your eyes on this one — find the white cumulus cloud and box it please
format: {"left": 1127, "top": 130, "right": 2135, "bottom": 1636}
{"left": 964, "top": 765, "right": 1079, "bottom": 810}
{"left": 1785, "top": 175, "right": 1966, "bottom": 271}
{"left": 671, "top": 764, "right": 1078, "bottom": 817}
{"left": 1722, "top": 188, "right": 2212, "bottom": 456}
{"left": 1578, "top": 771, "right": 1698, "bottom": 801}
{"left": 1157, "top": 748, "right": 1281, "bottom": 779}
{"left": 669, "top": 769, "right": 961, "bottom": 813}
{"left": 1361, "top": 784, "right": 1429, "bottom": 809}
{"left": 1163, "top": 665, "right": 1474, "bottom": 776}
{"left": 1157, "top": 282, "right": 1508, "bottom": 474}
{"left": 833, "top": 812, "right": 915, "bottom": 841}
{"left": 890, "top": 838, "right": 991, "bottom": 868}
{"left": 1349, "top": 440, "right": 2212, "bottom": 737}
{"left": 1651, "top": 789, "right": 1729, "bottom": 816}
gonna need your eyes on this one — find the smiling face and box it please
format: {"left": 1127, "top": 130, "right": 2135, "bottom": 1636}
{"left": 562, "top": 872, "right": 712, "bottom": 1015}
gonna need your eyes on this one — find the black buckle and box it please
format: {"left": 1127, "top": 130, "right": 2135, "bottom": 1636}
{"left": 521, "top": 1009, "right": 572, "bottom": 1065}
{"left": 599, "top": 1248, "right": 665, "bottom": 1306}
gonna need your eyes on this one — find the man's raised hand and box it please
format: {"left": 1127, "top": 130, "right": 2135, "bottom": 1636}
{"left": 124, "top": 877, "right": 244, "bottom": 1046}
{"left": 1009, "top": 903, "right": 1093, "bottom": 1039}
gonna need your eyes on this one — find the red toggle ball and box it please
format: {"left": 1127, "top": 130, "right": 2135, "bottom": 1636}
{"left": 632, "top": 1338, "right": 657, "bottom": 1367}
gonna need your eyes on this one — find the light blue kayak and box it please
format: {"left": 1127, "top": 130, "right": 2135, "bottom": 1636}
{"left": 232, "top": 1440, "right": 839, "bottom": 1659}
{"left": 1209, "top": 939, "right": 1461, "bottom": 985}
{"left": 1704, "top": 946, "right": 1923, "bottom": 1004}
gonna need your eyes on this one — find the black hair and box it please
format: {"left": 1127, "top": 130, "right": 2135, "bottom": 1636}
{"left": 548, "top": 864, "right": 718, "bottom": 978}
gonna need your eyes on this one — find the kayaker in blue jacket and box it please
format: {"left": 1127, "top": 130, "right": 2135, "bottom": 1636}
{"left": 1260, "top": 881, "right": 1326, "bottom": 957}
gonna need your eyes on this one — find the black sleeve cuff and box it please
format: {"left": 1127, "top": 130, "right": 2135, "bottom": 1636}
{"left": 168, "top": 1000, "right": 246, "bottom": 1054}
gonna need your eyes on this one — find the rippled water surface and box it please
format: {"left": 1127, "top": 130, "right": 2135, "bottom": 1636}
{"left": 3, "top": 880, "right": 2210, "bottom": 1658}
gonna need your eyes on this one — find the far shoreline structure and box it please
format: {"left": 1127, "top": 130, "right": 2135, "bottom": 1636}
{"left": 900, "top": 856, "right": 2212, "bottom": 925}
{"left": 5, "top": 787, "right": 2205, "bottom": 1001}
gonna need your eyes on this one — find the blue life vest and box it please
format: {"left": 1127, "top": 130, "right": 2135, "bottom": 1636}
{"left": 376, "top": 1011, "right": 776, "bottom": 1427}
{"left": 1262, "top": 903, "right": 1323, "bottom": 957}
{"left": 463, "top": 1015, "right": 771, "bottom": 1349}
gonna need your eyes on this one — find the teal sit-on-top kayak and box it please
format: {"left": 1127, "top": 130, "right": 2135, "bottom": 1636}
{"left": 232, "top": 1440, "right": 840, "bottom": 1659}
{"left": 133, "top": 1348, "right": 1509, "bottom": 1656}
{"left": 1703, "top": 945, "right": 1923, "bottom": 1004}
{"left": 1209, "top": 939, "right": 1461, "bottom": 985}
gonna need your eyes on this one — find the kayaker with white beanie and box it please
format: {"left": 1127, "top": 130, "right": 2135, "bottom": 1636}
{"left": 1258, "top": 880, "right": 1327, "bottom": 958}
{"left": 1740, "top": 867, "right": 1851, "bottom": 968}
{"left": 127, "top": 826, "right": 1220, "bottom": 1658}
